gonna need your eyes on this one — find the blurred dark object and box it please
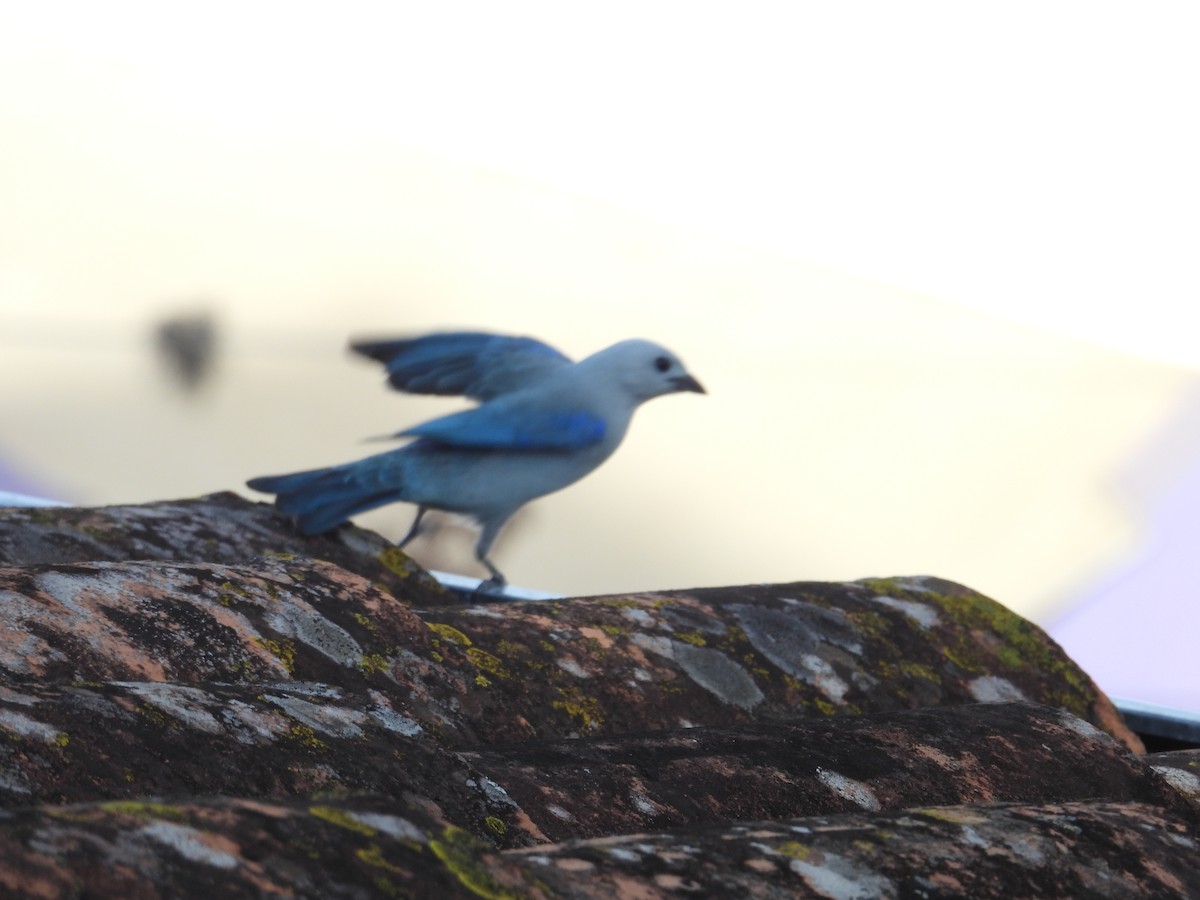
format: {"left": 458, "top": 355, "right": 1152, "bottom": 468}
{"left": 1116, "top": 698, "right": 1200, "bottom": 752}
{"left": 155, "top": 311, "right": 219, "bottom": 392}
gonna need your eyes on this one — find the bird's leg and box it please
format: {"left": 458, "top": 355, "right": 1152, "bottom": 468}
{"left": 474, "top": 515, "right": 511, "bottom": 595}
{"left": 477, "top": 558, "right": 508, "bottom": 594}
{"left": 397, "top": 506, "right": 428, "bottom": 548}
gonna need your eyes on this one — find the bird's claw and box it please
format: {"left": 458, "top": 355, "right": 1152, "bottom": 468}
{"left": 475, "top": 575, "right": 508, "bottom": 596}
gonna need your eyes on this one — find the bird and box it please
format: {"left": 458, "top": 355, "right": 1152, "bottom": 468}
{"left": 246, "top": 331, "right": 704, "bottom": 592}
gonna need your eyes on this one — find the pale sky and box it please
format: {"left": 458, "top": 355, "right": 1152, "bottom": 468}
{"left": 3, "top": 2, "right": 1198, "bottom": 363}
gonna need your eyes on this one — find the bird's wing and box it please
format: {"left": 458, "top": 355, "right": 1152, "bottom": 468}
{"left": 350, "top": 332, "right": 573, "bottom": 400}
{"left": 397, "top": 403, "right": 606, "bottom": 450}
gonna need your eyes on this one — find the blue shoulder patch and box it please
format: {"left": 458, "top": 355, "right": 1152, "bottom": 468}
{"left": 402, "top": 407, "right": 605, "bottom": 450}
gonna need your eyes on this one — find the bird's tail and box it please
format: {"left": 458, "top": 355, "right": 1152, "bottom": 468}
{"left": 246, "top": 453, "right": 406, "bottom": 536}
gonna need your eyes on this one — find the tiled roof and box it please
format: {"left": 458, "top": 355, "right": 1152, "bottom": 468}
{"left": 1, "top": 494, "right": 1196, "bottom": 897}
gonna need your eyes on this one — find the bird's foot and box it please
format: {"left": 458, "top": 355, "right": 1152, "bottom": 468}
{"left": 475, "top": 575, "right": 508, "bottom": 597}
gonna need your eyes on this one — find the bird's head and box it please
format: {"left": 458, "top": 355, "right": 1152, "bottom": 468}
{"left": 586, "top": 339, "right": 706, "bottom": 402}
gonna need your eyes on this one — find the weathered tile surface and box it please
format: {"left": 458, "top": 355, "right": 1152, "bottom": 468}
{"left": 0, "top": 495, "right": 1196, "bottom": 897}
{"left": 0, "top": 492, "right": 447, "bottom": 605}
{"left": 513, "top": 801, "right": 1200, "bottom": 898}
{"left": 1147, "top": 749, "right": 1200, "bottom": 809}
{"left": 462, "top": 702, "right": 1186, "bottom": 843}
{"left": 0, "top": 795, "right": 542, "bottom": 899}
{"left": 423, "top": 576, "right": 1141, "bottom": 751}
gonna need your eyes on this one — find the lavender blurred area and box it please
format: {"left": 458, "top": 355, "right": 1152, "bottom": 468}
{"left": 1050, "top": 383, "right": 1200, "bottom": 713}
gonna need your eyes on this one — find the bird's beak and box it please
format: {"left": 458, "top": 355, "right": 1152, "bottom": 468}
{"left": 671, "top": 374, "right": 706, "bottom": 394}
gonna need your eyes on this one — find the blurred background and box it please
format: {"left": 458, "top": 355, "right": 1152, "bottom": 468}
{"left": 2, "top": 3, "right": 1198, "bottom": 710}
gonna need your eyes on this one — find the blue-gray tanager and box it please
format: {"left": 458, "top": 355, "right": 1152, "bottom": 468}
{"left": 247, "top": 332, "right": 704, "bottom": 590}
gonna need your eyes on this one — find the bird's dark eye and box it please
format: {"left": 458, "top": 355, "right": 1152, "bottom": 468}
{"left": 654, "top": 356, "right": 671, "bottom": 373}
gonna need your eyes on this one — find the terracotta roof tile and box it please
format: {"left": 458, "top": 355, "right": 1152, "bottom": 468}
{"left": 0, "top": 495, "right": 1196, "bottom": 897}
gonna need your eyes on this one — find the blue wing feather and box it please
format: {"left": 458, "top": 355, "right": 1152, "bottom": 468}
{"left": 351, "top": 332, "right": 572, "bottom": 400}
{"left": 400, "top": 406, "right": 606, "bottom": 450}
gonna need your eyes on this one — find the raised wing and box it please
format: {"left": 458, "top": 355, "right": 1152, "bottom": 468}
{"left": 350, "top": 332, "right": 573, "bottom": 400}
{"left": 398, "top": 404, "right": 606, "bottom": 450}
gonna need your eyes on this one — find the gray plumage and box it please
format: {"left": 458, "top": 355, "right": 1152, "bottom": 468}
{"left": 247, "top": 332, "right": 704, "bottom": 590}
